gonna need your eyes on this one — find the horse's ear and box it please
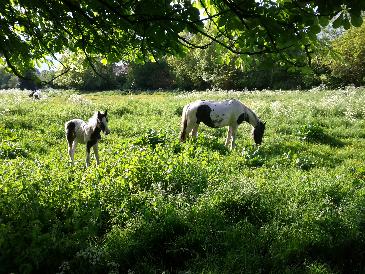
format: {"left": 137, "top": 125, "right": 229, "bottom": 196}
{"left": 105, "top": 110, "right": 108, "bottom": 116}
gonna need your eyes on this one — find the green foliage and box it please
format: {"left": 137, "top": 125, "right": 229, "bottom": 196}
{"left": 1, "top": 0, "right": 364, "bottom": 78}
{"left": 125, "top": 61, "right": 174, "bottom": 90}
{"left": 329, "top": 21, "right": 365, "bottom": 86}
{"left": 167, "top": 43, "right": 320, "bottom": 91}
{"left": 0, "top": 140, "right": 28, "bottom": 159}
{"left": 53, "top": 52, "right": 126, "bottom": 90}
{"left": 240, "top": 146, "right": 266, "bottom": 167}
{"left": 297, "top": 123, "right": 326, "bottom": 142}
{"left": 315, "top": 19, "right": 365, "bottom": 87}
{"left": 1, "top": 88, "right": 365, "bottom": 273}
{"left": 0, "top": 66, "right": 19, "bottom": 89}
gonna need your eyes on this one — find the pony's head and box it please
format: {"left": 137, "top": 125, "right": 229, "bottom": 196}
{"left": 97, "top": 110, "right": 110, "bottom": 135}
{"left": 253, "top": 121, "right": 265, "bottom": 145}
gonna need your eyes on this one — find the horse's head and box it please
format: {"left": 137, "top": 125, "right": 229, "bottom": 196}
{"left": 253, "top": 121, "right": 265, "bottom": 145}
{"left": 97, "top": 110, "right": 110, "bottom": 135}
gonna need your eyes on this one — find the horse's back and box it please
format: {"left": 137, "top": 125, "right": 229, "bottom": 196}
{"left": 65, "top": 119, "right": 84, "bottom": 129}
{"left": 65, "top": 119, "right": 87, "bottom": 143}
{"left": 184, "top": 99, "right": 245, "bottom": 128}
{"left": 189, "top": 99, "right": 243, "bottom": 109}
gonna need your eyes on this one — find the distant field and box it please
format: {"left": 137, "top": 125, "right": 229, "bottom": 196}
{"left": 1, "top": 88, "right": 365, "bottom": 273}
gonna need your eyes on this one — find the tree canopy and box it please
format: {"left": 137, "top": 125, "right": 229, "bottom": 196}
{"left": 0, "top": 0, "right": 364, "bottom": 79}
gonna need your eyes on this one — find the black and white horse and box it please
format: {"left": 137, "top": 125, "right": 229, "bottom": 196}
{"left": 65, "top": 111, "right": 110, "bottom": 167}
{"left": 180, "top": 99, "right": 265, "bottom": 148}
{"left": 29, "top": 90, "right": 42, "bottom": 99}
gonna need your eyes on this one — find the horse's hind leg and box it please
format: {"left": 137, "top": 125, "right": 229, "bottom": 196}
{"left": 180, "top": 120, "right": 197, "bottom": 142}
{"left": 66, "top": 122, "right": 76, "bottom": 164}
{"left": 67, "top": 140, "right": 77, "bottom": 164}
{"left": 191, "top": 124, "right": 199, "bottom": 139}
{"left": 183, "top": 122, "right": 198, "bottom": 141}
{"left": 69, "top": 141, "right": 77, "bottom": 164}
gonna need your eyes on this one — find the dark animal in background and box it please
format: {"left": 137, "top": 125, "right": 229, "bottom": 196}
{"left": 29, "top": 90, "right": 42, "bottom": 99}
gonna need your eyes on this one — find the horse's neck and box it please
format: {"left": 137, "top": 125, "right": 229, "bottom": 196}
{"left": 245, "top": 107, "right": 260, "bottom": 127}
{"left": 84, "top": 119, "right": 98, "bottom": 135}
{"left": 91, "top": 126, "right": 101, "bottom": 139}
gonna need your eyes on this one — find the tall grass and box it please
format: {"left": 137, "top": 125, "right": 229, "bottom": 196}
{"left": 0, "top": 87, "right": 364, "bottom": 273}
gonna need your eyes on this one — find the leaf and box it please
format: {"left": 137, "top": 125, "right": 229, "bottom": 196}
{"left": 350, "top": 14, "right": 363, "bottom": 27}
{"left": 319, "top": 16, "right": 329, "bottom": 27}
{"left": 217, "top": 17, "right": 227, "bottom": 28}
{"left": 343, "top": 18, "right": 351, "bottom": 30}
{"left": 332, "top": 15, "right": 343, "bottom": 29}
{"left": 311, "top": 24, "right": 321, "bottom": 34}
{"left": 101, "top": 58, "right": 108, "bottom": 65}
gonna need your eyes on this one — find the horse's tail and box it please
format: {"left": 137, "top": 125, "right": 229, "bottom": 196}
{"left": 65, "top": 121, "right": 76, "bottom": 145}
{"left": 179, "top": 104, "right": 189, "bottom": 142}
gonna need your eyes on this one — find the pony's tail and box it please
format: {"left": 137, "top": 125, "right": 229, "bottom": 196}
{"left": 179, "top": 105, "right": 189, "bottom": 142}
{"left": 65, "top": 121, "right": 76, "bottom": 146}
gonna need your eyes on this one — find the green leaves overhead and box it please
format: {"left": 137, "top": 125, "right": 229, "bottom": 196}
{"left": 0, "top": 0, "right": 364, "bottom": 78}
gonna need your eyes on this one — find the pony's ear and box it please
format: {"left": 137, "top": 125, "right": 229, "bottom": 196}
{"left": 104, "top": 110, "right": 108, "bottom": 116}
{"left": 97, "top": 111, "right": 102, "bottom": 119}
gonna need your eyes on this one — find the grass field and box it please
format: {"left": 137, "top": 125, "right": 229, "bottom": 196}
{"left": 1, "top": 87, "right": 365, "bottom": 273}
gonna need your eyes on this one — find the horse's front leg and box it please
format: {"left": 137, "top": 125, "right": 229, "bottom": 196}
{"left": 93, "top": 143, "right": 100, "bottom": 165}
{"left": 68, "top": 140, "right": 77, "bottom": 164}
{"left": 86, "top": 142, "right": 93, "bottom": 167}
{"left": 225, "top": 126, "right": 233, "bottom": 147}
{"left": 230, "top": 126, "right": 238, "bottom": 149}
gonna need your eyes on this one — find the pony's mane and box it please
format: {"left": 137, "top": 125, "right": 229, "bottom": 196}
{"left": 245, "top": 106, "right": 260, "bottom": 127}
{"left": 87, "top": 112, "right": 99, "bottom": 130}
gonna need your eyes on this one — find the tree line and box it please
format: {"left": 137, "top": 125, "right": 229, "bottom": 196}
{"left": 1, "top": 21, "right": 364, "bottom": 91}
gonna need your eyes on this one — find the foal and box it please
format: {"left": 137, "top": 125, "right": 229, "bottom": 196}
{"left": 180, "top": 99, "right": 265, "bottom": 148}
{"left": 65, "top": 111, "right": 110, "bottom": 167}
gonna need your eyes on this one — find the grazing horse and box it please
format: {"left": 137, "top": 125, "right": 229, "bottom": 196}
{"left": 29, "top": 90, "right": 41, "bottom": 99}
{"left": 180, "top": 99, "right": 265, "bottom": 148}
{"left": 65, "top": 111, "right": 110, "bottom": 167}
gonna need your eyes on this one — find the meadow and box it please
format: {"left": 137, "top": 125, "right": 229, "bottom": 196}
{"left": 1, "top": 87, "right": 365, "bottom": 274}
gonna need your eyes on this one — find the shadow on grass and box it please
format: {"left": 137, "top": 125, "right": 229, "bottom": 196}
{"left": 297, "top": 123, "right": 345, "bottom": 148}
{"left": 240, "top": 142, "right": 344, "bottom": 170}
{"left": 194, "top": 136, "right": 230, "bottom": 155}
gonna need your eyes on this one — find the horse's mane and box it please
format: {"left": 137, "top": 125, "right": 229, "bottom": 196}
{"left": 244, "top": 105, "right": 260, "bottom": 127}
{"left": 87, "top": 112, "right": 99, "bottom": 131}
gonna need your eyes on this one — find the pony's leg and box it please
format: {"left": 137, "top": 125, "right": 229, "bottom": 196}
{"left": 191, "top": 124, "right": 199, "bottom": 139}
{"left": 85, "top": 144, "right": 92, "bottom": 167}
{"left": 180, "top": 121, "right": 196, "bottom": 142}
{"left": 230, "top": 126, "right": 238, "bottom": 149}
{"left": 225, "top": 126, "right": 233, "bottom": 147}
{"left": 93, "top": 143, "right": 100, "bottom": 165}
{"left": 184, "top": 122, "right": 197, "bottom": 140}
{"left": 85, "top": 150, "right": 90, "bottom": 167}
{"left": 68, "top": 140, "right": 77, "bottom": 164}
